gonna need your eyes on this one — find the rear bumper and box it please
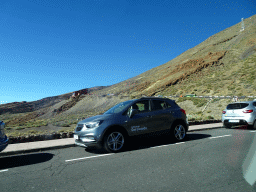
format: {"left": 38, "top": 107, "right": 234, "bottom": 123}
{"left": 222, "top": 115, "right": 255, "bottom": 125}
{"left": 0, "top": 136, "right": 9, "bottom": 152}
{"left": 223, "top": 119, "right": 249, "bottom": 126}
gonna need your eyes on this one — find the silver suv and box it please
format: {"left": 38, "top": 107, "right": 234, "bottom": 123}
{"left": 74, "top": 97, "right": 188, "bottom": 152}
{"left": 222, "top": 101, "right": 256, "bottom": 129}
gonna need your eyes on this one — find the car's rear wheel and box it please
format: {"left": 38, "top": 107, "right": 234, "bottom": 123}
{"left": 223, "top": 123, "right": 232, "bottom": 129}
{"left": 249, "top": 121, "right": 256, "bottom": 130}
{"left": 170, "top": 123, "right": 187, "bottom": 142}
{"left": 103, "top": 130, "right": 126, "bottom": 153}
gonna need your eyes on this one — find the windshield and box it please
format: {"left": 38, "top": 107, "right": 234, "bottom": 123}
{"left": 104, "top": 100, "right": 135, "bottom": 114}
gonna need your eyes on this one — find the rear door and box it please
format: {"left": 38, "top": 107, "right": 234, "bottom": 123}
{"left": 150, "top": 99, "right": 173, "bottom": 132}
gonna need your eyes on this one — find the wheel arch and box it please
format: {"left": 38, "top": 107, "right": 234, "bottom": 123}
{"left": 100, "top": 125, "right": 129, "bottom": 143}
{"left": 171, "top": 119, "right": 188, "bottom": 131}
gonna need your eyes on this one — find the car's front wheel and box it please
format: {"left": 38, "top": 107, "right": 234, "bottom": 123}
{"left": 171, "top": 123, "right": 187, "bottom": 142}
{"left": 103, "top": 131, "right": 126, "bottom": 153}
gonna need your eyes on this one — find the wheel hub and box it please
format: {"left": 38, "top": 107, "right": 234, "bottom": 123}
{"left": 175, "top": 125, "right": 185, "bottom": 140}
{"left": 107, "top": 132, "right": 124, "bottom": 151}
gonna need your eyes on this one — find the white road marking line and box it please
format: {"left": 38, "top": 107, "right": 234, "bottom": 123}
{"left": 250, "top": 131, "right": 256, "bottom": 133}
{"left": 0, "top": 169, "right": 8, "bottom": 173}
{"left": 150, "top": 144, "right": 169, "bottom": 149}
{"left": 174, "top": 142, "right": 185, "bottom": 145}
{"left": 150, "top": 142, "right": 185, "bottom": 149}
{"left": 209, "top": 134, "right": 231, "bottom": 139}
{"left": 65, "top": 153, "right": 114, "bottom": 162}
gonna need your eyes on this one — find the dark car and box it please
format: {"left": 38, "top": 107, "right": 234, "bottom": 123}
{"left": 0, "top": 121, "right": 9, "bottom": 152}
{"left": 74, "top": 97, "right": 189, "bottom": 152}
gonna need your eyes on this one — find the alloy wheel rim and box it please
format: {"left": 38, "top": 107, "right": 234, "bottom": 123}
{"left": 107, "top": 132, "right": 124, "bottom": 151}
{"left": 174, "top": 125, "right": 186, "bottom": 140}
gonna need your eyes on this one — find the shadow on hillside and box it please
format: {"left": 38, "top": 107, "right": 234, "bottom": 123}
{"left": 0, "top": 153, "right": 54, "bottom": 169}
{"left": 85, "top": 132, "right": 212, "bottom": 154}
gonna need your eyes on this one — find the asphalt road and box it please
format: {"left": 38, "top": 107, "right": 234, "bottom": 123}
{"left": 1, "top": 127, "right": 256, "bottom": 192}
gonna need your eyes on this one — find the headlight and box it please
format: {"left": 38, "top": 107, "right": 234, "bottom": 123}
{"left": 83, "top": 120, "right": 103, "bottom": 130}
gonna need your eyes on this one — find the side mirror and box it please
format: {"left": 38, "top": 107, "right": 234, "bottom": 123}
{"left": 129, "top": 109, "right": 138, "bottom": 118}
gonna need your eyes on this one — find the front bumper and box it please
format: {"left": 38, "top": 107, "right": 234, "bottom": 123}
{"left": 0, "top": 136, "right": 9, "bottom": 152}
{"left": 74, "top": 134, "right": 101, "bottom": 148}
{"left": 75, "top": 140, "right": 100, "bottom": 148}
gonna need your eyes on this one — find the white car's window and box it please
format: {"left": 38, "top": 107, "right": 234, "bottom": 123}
{"left": 227, "top": 103, "right": 249, "bottom": 109}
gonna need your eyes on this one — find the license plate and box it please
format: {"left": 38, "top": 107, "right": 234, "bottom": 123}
{"left": 229, "top": 120, "right": 239, "bottom": 123}
{"left": 74, "top": 135, "right": 79, "bottom": 140}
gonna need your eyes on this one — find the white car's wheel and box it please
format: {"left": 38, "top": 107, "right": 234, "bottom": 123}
{"left": 223, "top": 123, "right": 232, "bottom": 129}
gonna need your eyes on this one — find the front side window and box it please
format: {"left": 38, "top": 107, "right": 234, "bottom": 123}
{"left": 128, "top": 100, "right": 150, "bottom": 113}
{"left": 104, "top": 100, "right": 135, "bottom": 114}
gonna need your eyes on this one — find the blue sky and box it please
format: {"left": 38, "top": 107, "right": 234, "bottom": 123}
{"left": 0, "top": 0, "right": 255, "bottom": 103}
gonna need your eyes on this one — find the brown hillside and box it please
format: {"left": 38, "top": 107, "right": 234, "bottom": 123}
{"left": 94, "top": 14, "right": 256, "bottom": 98}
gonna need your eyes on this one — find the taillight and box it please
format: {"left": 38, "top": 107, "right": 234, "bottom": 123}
{"left": 243, "top": 109, "right": 253, "bottom": 113}
{"left": 180, "top": 109, "right": 186, "bottom": 115}
{"left": 222, "top": 111, "right": 226, "bottom": 114}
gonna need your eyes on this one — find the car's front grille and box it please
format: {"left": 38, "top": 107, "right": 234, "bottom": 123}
{"left": 76, "top": 124, "right": 84, "bottom": 132}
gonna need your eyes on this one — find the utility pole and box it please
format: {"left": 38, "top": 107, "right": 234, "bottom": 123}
{"left": 240, "top": 18, "right": 245, "bottom": 32}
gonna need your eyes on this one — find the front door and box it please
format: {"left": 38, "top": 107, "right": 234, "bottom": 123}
{"left": 124, "top": 99, "right": 154, "bottom": 136}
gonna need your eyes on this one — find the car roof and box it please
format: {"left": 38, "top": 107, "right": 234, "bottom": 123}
{"left": 140, "top": 96, "right": 170, "bottom": 99}
{"left": 229, "top": 101, "right": 256, "bottom": 104}
{"left": 137, "top": 97, "right": 176, "bottom": 102}
{"left": 128, "top": 97, "right": 174, "bottom": 103}
{"left": 228, "top": 101, "right": 255, "bottom": 104}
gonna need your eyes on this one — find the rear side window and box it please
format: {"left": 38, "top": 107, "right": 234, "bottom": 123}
{"left": 165, "top": 99, "right": 178, "bottom": 108}
{"left": 227, "top": 103, "right": 249, "bottom": 109}
{"left": 253, "top": 102, "right": 256, "bottom": 106}
{"left": 152, "top": 100, "right": 165, "bottom": 110}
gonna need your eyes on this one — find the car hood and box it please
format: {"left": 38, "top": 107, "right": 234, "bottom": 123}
{"left": 78, "top": 114, "right": 114, "bottom": 124}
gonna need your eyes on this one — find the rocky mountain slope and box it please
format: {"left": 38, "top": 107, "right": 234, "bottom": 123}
{"left": 95, "top": 15, "right": 256, "bottom": 98}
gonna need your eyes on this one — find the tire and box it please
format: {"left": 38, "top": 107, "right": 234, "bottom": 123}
{"left": 223, "top": 123, "right": 231, "bottom": 129}
{"left": 85, "top": 146, "right": 96, "bottom": 151}
{"left": 103, "top": 130, "right": 126, "bottom": 153}
{"left": 170, "top": 123, "right": 187, "bottom": 142}
{"left": 248, "top": 121, "right": 256, "bottom": 130}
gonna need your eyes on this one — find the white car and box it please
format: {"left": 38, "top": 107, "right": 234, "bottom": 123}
{"left": 222, "top": 101, "right": 256, "bottom": 129}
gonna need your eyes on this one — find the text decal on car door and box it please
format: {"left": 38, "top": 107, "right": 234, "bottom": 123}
{"left": 131, "top": 126, "right": 147, "bottom": 132}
